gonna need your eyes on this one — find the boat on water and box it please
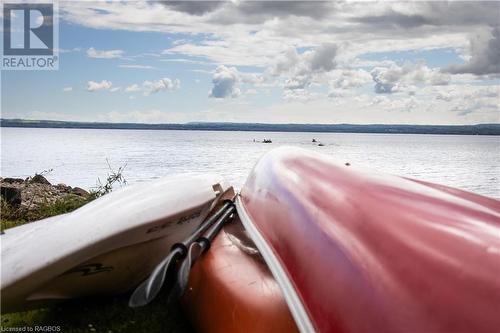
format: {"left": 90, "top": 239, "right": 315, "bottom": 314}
{"left": 2, "top": 147, "right": 500, "bottom": 333}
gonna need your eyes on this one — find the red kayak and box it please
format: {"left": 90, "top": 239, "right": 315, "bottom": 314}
{"left": 229, "top": 147, "right": 500, "bottom": 333}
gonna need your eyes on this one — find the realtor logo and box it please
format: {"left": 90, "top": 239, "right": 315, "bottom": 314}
{"left": 2, "top": 2, "right": 59, "bottom": 70}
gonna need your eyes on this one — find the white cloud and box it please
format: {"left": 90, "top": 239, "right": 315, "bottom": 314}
{"left": 160, "top": 58, "right": 211, "bottom": 66}
{"left": 60, "top": 1, "right": 498, "bottom": 69}
{"left": 309, "top": 43, "right": 338, "bottom": 72}
{"left": 283, "top": 89, "right": 322, "bottom": 103}
{"left": 429, "top": 85, "right": 500, "bottom": 116}
{"left": 284, "top": 75, "right": 311, "bottom": 90}
{"left": 50, "top": 1, "right": 500, "bottom": 124}
{"left": 97, "top": 110, "right": 189, "bottom": 123}
{"left": 245, "top": 89, "right": 258, "bottom": 95}
{"left": 270, "top": 47, "right": 300, "bottom": 76}
{"left": 118, "top": 64, "right": 154, "bottom": 69}
{"left": 209, "top": 65, "right": 241, "bottom": 98}
{"left": 87, "top": 80, "right": 113, "bottom": 92}
{"left": 142, "top": 78, "right": 180, "bottom": 95}
{"left": 266, "top": 43, "right": 341, "bottom": 98}
{"left": 87, "top": 47, "right": 124, "bottom": 59}
{"left": 328, "top": 69, "right": 372, "bottom": 90}
{"left": 125, "top": 84, "right": 141, "bottom": 93}
{"left": 123, "top": 79, "right": 181, "bottom": 95}
{"left": 56, "top": 47, "right": 81, "bottom": 53}
{"left": 63, "top": 86, "right": 73, "bottom": 92}
{"left": 371, "top": 62, "right": 450, "bottom": 94}
{"left": 271, "top": 44, "right": 338, "bottom": 77}
{"left": 370, "top": 95, "right": 390, "bottom": 106}
{"left": 9, "top": 86, "right": 499, "bottom": 125}
{"left": 446, "top": 26, "right": 500, "bottom": 76}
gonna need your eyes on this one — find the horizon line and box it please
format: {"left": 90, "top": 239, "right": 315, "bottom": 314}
{"left": 1, "top": 118, "right": 499, "bottom": 127}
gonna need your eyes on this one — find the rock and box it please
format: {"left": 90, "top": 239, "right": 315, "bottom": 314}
{"left": 56, "top": 183, "right": 72, "bottom": 192}
{"left": 31, "top": 174, "right": 51, "bottom": 185}
{"left": 2, "top": 174, "right": 90, "bottom": 218}
{"left": 72, "top": 187, "right": 89, "bottom": 197}
{"left": 1, "top": 186, "right": 22, "bottom": 207}
{"left": 2, "top": 178, "right": 24, "bottom": 184}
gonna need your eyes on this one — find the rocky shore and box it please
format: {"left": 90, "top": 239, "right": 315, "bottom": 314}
{"left": 0, "top": 175, "right": 90, "bottom": 222}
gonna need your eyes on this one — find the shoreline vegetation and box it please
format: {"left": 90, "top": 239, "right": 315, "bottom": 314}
{"left": 1, "top": 118, "right": 500, "bottom": 135}
{"left": 0, "top": 171, "right": 192, "bottom": 333}
{"left": 1, "top": 175, "right": 92, "bottom": 230}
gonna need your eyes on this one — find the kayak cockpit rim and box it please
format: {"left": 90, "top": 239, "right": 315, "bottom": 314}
{"left": 235, "top": 194, "right": 315, "bottom": 333}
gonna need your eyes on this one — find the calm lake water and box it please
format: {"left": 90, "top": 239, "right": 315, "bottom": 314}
{"left": 1, "top": 128, "right": 499, "bottom": 198}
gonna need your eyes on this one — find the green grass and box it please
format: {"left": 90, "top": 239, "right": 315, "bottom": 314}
{"left": 1, "top": 289, "right": 193, "bottom": 333}
{"left": 1, "top": 195, "right": 90, "bottom": 231}
{"left": 0, "top": 195, "right": 193, "bottom": 332}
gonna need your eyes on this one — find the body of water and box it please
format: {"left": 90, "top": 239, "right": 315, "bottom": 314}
{"left": 1, "top": 128, "right": 498, "bottom": 198}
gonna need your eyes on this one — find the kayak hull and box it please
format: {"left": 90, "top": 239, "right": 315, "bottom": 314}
{"left": 238, "top": 147, "right": 500, "bottom": 333}
{"left": 182, "top": 219, "right": 298, "bottom": 333}
{"left": 1, "top": 175, "right": 232, "bottom": 313}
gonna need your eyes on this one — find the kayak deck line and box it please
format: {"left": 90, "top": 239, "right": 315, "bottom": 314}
{"left": 235, "top": 195, "right": 315, "bottom": 333}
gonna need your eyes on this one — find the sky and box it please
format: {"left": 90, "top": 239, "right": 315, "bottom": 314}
{"left": 1, "top": 0, "right": 500, "bottom": 125}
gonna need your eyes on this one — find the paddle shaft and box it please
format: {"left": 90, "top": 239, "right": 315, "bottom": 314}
{"left": 175, "top": 205, "right": 236, "bottom": 295}
{"left": 172, "top": 201, "right": 232, "bottom": 254}
{"left": 198, "top": 205, "right": 236, "bottom": 252}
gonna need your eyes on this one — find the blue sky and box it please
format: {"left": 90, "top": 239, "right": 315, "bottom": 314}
{"left": 2, "top": 1, "right": 499, "bottom": 124}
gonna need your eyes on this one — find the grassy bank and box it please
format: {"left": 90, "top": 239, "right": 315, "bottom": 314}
{"left": 0, "top": 177, "right": 193, "bottom": 333}
{"left": 1, "top": 288, "right": 192, "bottom": 333}
{"left": 2, "top": 289, "right": 192, "bottom": 333}
{"left": 1, "top": 195, "right": 90, "bottom": 230}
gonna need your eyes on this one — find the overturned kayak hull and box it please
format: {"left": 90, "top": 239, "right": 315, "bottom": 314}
{"left": 237, "top": 147, "right": 500, "bottom": 333}
{"left": 182, "top": 218, "right": 298, "bottom": 333}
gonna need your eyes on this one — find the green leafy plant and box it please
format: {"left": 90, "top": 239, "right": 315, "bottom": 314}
{"left": 90, "top": 161, "right": 127, "bottom": 199}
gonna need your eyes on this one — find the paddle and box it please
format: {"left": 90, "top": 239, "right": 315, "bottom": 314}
{"left": 177, "top": 205, "right": 236, "bottom": 294}
{"left": 129, "top": 201, "right": 233, "bottom": 307}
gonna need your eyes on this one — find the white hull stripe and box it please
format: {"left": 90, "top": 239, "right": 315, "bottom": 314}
{"left": 235, "top": 195, "right": 316, "bottom": 333}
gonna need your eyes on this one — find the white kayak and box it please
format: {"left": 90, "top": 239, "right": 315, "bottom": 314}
{"left": 1, "top": 174, "right": 232, "bottom": 313}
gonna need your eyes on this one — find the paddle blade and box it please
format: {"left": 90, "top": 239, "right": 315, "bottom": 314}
{"left": 129, "top": 248, "right": 182, "bottom": 307}
{"left": 177, "top": 242, "right": 205, "bottom": 295}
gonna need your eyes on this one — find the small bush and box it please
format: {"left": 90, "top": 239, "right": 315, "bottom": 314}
{"left": 89, "top": 161, "right": 127, "bottom": 199}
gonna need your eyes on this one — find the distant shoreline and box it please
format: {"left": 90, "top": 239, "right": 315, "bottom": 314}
{"left": 1, "top": 119, "right": 499, "bottom": 135}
